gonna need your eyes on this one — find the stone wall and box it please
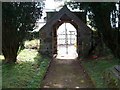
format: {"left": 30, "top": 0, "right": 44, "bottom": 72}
{"left": 39, "top": 23, "right": 91, "bottom": 58}
{"left": 39, "top": 26, "right": 52, "bottom": 57}
{"left": 39, "top": 7, "right": 92, "bottom": 58}
{"left": 46, "top": 11, "right": 86, "bottom": 23}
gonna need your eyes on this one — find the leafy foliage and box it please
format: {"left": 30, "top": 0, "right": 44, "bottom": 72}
{"left": 2, "top": 2, "right": 43, "bottom": 62}
{"left": 67, "top": 2, "right": 120, "bottom": 58}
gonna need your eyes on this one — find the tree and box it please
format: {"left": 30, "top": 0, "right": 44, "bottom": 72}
{"left": 67, "top": 2, "right": 120, "bottom": 58}
{"left": 88, "top": 2, "right": 120, "bottom": 58}
{"left": 2, "top": 2, "right": 43, "bottom": 63}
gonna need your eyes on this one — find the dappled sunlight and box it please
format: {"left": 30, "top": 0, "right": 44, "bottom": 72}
{"left": 17, "top": 49, "right": 38, "bottom": 63}
{"left": 24, "top": 39, "right": 40, "bottom": 49}
{"left": 0, "top": 49, "right": 39, "bottom": 63}
{"left": 0, "top": 55, "right": 5, "bottom": 60}
{"left": 2, "top": 47, "right": 50, "bottom": 88}
{"left": 17, "top": 39, "right": 40, "bottom": 63}
{"left": 1, "top": 39, "right": 40, "bottom": 63}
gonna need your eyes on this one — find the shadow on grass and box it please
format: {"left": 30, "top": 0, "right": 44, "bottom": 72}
{"left": 81, "top": 56, "right": 120, "bottom": 88}
{"left": 2, "top": 53, "right": 51, "bottom": 88}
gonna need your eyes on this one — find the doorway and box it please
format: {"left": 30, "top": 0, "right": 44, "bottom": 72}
{"left": 56, "top": 23, "right": 78, "bottom": 59}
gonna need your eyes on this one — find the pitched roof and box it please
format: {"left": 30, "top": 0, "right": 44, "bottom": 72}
{"left": 40, "top": 5, "right": 91, "bottom": 34}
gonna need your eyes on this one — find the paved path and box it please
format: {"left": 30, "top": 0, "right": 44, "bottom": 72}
{"left": 41, "top": 59, "right": 94, "bottom": 88}
{"left": 57, "top": 45, "right": 78, "bottom": 59}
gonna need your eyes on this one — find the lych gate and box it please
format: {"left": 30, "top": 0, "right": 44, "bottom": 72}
{"left": 39, "top": 6, "right": 92, "bottom": 59}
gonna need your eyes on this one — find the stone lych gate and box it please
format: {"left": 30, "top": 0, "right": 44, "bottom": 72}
{"left": 39, "top": 6, "right": 92, "bottom": 58}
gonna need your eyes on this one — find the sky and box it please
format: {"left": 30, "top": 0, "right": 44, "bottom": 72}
{"left": 45, "top": 0, "right": 64, "bottom": 10}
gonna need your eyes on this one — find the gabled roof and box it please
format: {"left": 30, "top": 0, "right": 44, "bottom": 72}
{"left": 40, "top": 5, "right": 91, "bottom": 34}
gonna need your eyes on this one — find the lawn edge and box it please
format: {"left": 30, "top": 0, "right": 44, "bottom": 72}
{"left": 79, "top": 60, "right": 96, "bottom": 88}
{"left": 39, "top": 58, "right": 52, "bottom": 87}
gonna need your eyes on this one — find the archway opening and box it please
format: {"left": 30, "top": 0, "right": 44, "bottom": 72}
{"left": 56, "top": 23, "right": 78, "bottom": 59}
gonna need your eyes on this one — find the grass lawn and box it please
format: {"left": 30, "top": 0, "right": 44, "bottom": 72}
{"left": 81, "top": 55, "right": 120, "bottom": 88}
{"left": 2, "top": 48, "right": 50, "bottom": 88}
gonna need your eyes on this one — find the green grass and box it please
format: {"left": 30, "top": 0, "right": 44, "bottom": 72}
{"left": 2, "top": 49, "right": 50, "bottom": 88}
{"left": 81, "top": 55, "right": 120, "bottom": 88}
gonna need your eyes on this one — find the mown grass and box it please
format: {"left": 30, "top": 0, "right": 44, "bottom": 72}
{"left": 81, "top": 55, "right": 120, "bottom": 88}
{"left": 0, "top": 58, "right": 2, "bottom": 89}
{"left": 2, "top": 49, "right": 50, "bottom": 88}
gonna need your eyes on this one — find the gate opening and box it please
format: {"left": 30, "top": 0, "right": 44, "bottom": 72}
{"left": 56, "top": 23, "right": 78, "bottom": 59}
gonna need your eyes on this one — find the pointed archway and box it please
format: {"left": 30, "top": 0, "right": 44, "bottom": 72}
{"left": 56, "top": 23, "right": 78, "bottom": 59}
{"left": 39, "top": 5, "right": 91, "bottom": 59}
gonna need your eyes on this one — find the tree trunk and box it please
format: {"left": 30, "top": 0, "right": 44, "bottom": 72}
{"left": 4, "top": 56, "right": 17, "bottom": 63}
{"left": 2, "top": 25, "right": 20, "bottom": 63}
{"left": 90, "top": 3, "right": 120, "bottom": 58}
{"left": 2, "top": 43, "right": 19, "bottom": 63}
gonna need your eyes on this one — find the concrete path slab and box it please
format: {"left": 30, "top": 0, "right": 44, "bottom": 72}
{"left": 41, "top": 59, "right": 94, "bottom": 88}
